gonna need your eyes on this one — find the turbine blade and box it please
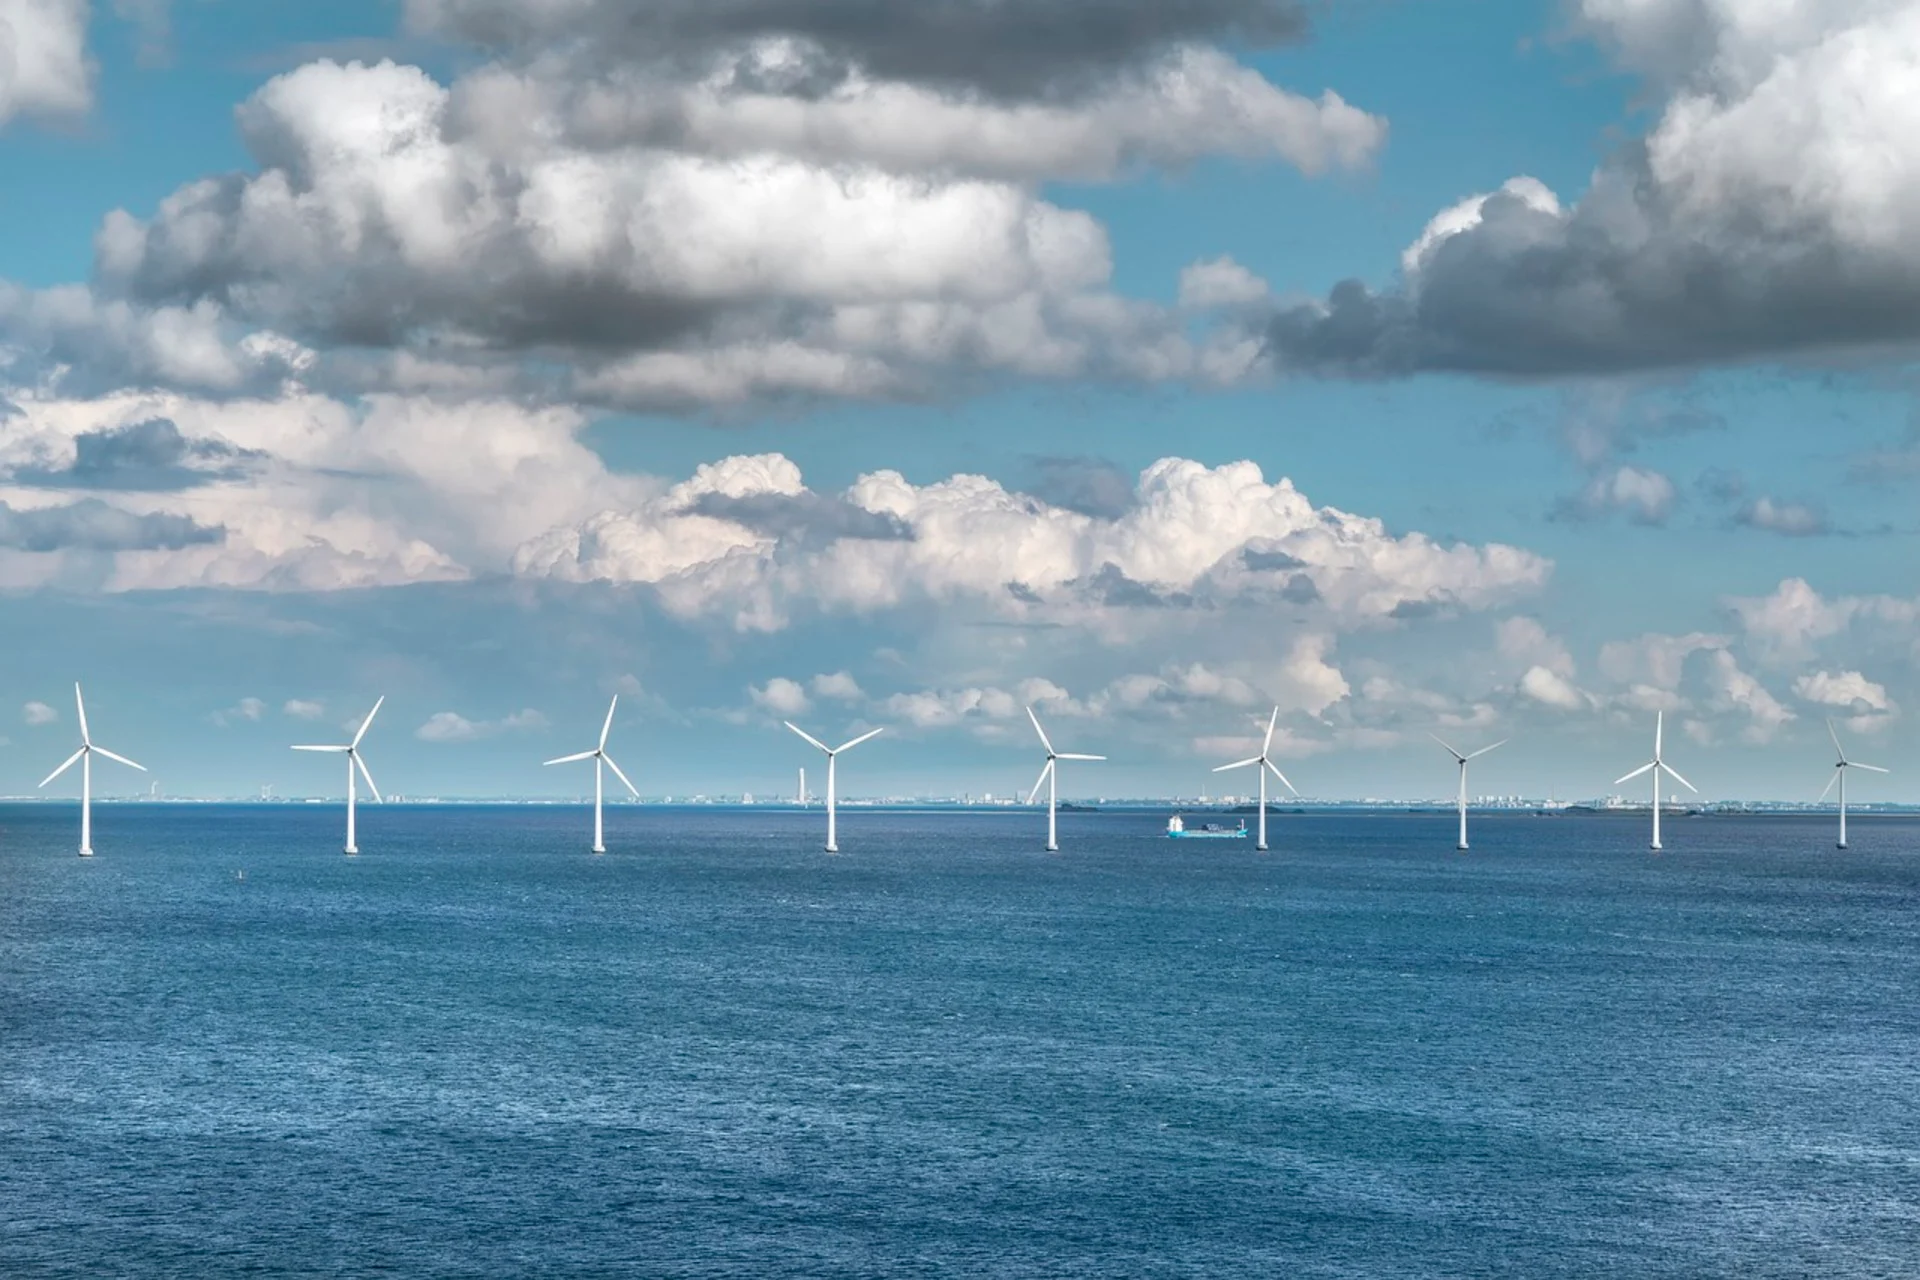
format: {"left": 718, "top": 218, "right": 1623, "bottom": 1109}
{"left": 1660, "top": 762, "right": 1698, "bottom": 794}
{"left": 602, "top": 754, "right": 640, "bottom": 798}
{"left": 599, "top": 696, "right": 618, "bottom": 751}
{"left": 1057, "top": 753, "right": 1104, "bottom": 761}
{"left": 833, "top": 727, "right": 884, "bottom": 754}
{"left": 785, "top": 722, "right": 830, "bottom": 753}
{"left": 40, "top": 748, "right": 85, "bottom": 788}
{"left": 1026, "top": 759, "right": 1053, "bottom": 805}
{"left": 1853, "top": 762, "right": 1890, "bottom": 774}
{"left": 1654, "top": 710, "right": 1663, "bottom": 759}
{"left": 292, "top": 744, "right": 350, "bottom": 752}
{"left": 352, "top": 696, "right": 385, "bottom": 749}
{"left": 1828, "top": 717, "right": 1846, "bottom": 763}
{"left": 1466, "top": 738, "right": 1509, "bottom": 760}
{"left": 91, "top": 746, "right": 145, "bottom": 772}
{"left": 1265, "top": 759, "right": 1300, "bottom": 796}
{"left": 74, "top": 683, "right": 90, "bottom": 745}
{"left": 1213, "top": 757, "right": 1260, "bottom": 773}
{"left": 354, "top": 752, "right": 383, "bottom": 803}
{"left": 1261, "top": 706, "right": 1279, "bottom": 759}
{"left": 1026, "top": 706, "right": 1056, "bottom": 755}
{"left": 1614, "top": 761, "right": 1656, "bottom": 785}
{"left": 1819, "top": 770, "right": 1840, "bottom": 802}
{"left": 544, "top": 750, "right": 596, "bottom": 765}
{"left": 1428, "top": 731, "right": 1464, "bottom": 761}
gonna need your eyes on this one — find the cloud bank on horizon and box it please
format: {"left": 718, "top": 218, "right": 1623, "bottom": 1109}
{"left": 0, "top": 0, "right": 1916, "bottom": 790}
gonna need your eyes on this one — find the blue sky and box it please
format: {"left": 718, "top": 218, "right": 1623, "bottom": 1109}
{"left": 1, "top": 0, "right": 1916, "bottom": 803}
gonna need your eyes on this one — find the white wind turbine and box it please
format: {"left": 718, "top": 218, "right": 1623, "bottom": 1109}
{"left": 1821, "top": 718, "right": 1887, "bottom": 850}
{"left": 545, "top": 696, "right": 639, "bottom": 853}
{"left": 40, "top": 683, "right": 146, "bottom": 857}
{"left": 785, "top": 722, "right": 882, "bottom": 852}
{"left": 1430, "top": 733, "right": 1508, "bottom": 851}
{"left": 1213, "top": 707, "right": 1297, "bottom": 851}
{"left": 292, "top": 697, "right": 384, "bottom": 854}
{"left": 1613, "top": 711, "right": 1696, "bottom": 851}
{"left": 1026, "top": 706, "right": 1105, "bottom": 852}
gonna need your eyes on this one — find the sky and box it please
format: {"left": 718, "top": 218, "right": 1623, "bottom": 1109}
{"left": 1, "top": 0, "right": 1917, "bottom": 803}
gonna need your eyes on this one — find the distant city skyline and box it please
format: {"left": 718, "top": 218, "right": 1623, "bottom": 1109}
{"left": 2, "top": 2, "right": 1917, "bottom": 801}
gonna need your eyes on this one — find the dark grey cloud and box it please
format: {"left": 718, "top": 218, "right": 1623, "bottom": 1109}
{"left": 1279, "top": 572, "right": 1319, "bottom": 604}
{"left": 408, "top": 0, "right": 1309, "bottom": 99}
{"left": 1259, "top": 158, "right": 1920, "bottom": 379}
{"left": 1074, "top": 562, "right": 1193, "bottom": 609}
{"left": 1240, "top": 545, "right": 1304, "bottom": 572}
{"left": 1024, "top": 455, "right": 1136, "bottom": 519}
{"left": 0, "top": 499, "right": 225, "bottom": 552}
{"left": 686, "top": 490, "right": 912, "bottom": 546}
{"left": 15, "top": 418, "right": 255, "bottom": 491}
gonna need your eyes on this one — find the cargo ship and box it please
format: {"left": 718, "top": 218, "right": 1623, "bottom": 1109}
{"left": 1166, "top": 815, "right": 1249, "bottom": 839}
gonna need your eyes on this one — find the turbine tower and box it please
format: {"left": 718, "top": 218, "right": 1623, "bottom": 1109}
{"left": 1821, "top": 718, "right": 1887, "bottom": 850}
{"left": 1430, "top": 733, "right": 1508, "bottom": 851}
{"left": 292, "top": 697, "right": 385, "bottom": 854}
{"left": 1213, "top": 707, "right": 1297, "bottom": 851}
{"left": 544, "top": 696, "right": 639, "bottom": 853}
{"left": 1026, "top": 706, "right": 1105, "bottom": 852}
{"left": 1613, "top": 711, "right": 1696, "bottom": 851}
{"left": 39, "top": 683, "right": 146, "bottom": 857}
{"left": 785, "top": 722, "right": 882, "bottom": 852}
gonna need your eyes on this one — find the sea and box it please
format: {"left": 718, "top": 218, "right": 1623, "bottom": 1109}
{"left": 3, "top": 803, "right": 1918, "bottom": 1278}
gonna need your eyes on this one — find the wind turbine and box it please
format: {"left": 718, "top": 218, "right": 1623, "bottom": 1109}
{"left": 544, "top": 696, "right": 638, "bottom": 853}
{"left": 40, "top": 683, "right": 146, "bottom": 857}
{"left": 292, "top": 697, "right": 384, "bottom": 854}
{"left": 1213, "top": 706, "right": 1297, "bottom": 851}
{"left": 1026, "top": 706, "right": 1105, "bottom": 852}
{"left": 1613, "top": 711, "right": 1696, "bottom": 851}
{"left": 1821, "top": 718, "right": 1887, "bottom": 850}
{"left": 785, "top": 722, "right": 882, "bottom": 852}
{"left": 1430, "top": 733, "right": 1507, "bottom": 851}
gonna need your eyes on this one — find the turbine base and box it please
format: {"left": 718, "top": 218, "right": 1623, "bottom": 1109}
{"left": 78, "top": 848, "right": 93, "bottom": 858}
{"left": 1837, "top": 841, "right": 1849, "bottom": 851}
{"left": 344, "top": 847, "right": 358, "bottom": 856}
{"left": 1457, "top": 843, "right": 1469, "bottom": 852}
{"left": 1256, "top": 843, "right": 1268, "bottom": 853}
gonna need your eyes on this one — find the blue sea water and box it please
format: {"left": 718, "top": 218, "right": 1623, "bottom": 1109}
{"left": 3, "top": 803, "right": 1919, "bottom": 1277}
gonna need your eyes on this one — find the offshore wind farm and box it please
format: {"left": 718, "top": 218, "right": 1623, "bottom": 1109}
{"left": 11, "top": 0, "right": 1920, "bottom": 1274}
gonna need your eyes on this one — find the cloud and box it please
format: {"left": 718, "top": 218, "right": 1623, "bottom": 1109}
{"left": 22, "top": 699, "right": 56, "bottom": 725}
{"left": 13, "top": 418, "right": 255, "bottom": 491}
{"left": 749, "top": 677, "right": 811, "bottom": 716}
{"left": 1519, "top": 665, "right": 1590, "bottom": 711}
{"left": 415, "top": 708, "right": 548, "bottom": 742}
{"left": 1699, "top": 648, "right": 1794, "bottom": 742}
{"left": 1794, "top": 669, "right": 1895, "bottom": 714}
{"left": 516, "top": 454, "right": 1550, "bottom": 633}
{"left": 404, "top": 0, "right": 1316, "bottom": 100}
{"left": 41, "top": 31, "right": 1378, "bottom": 410}
{"left": 0, "top": 498, "right": 224, "bottom": 551}
{"left": 1555, "top": 465, "right": 1677, "bottom": 525}
{"left": 1735, "top": 496, "right": 1828, "bottom": 536}
{"left": 810, "top": 671, "right": 863, "bottom": 701}
{"left": 1725, "top": 577, "right": 1919, "bottom": 664}
{"left": 0, "top": 0, "right": 90, "bottom": 126}
{"left": 283, "top": 698, "right": 325, "bottom": 719}
{"left": 1496, "top": 616, "right": 1575, "bottom": 678}
{"left": 211, "top": 695, "right": 267, "bottom": 726}
{"left": 1598, "top": 631, "right": 1728, "bottom": 690}
{"left": 1256, "top": 3, "right": 1920, "bottom": 378}
{"left": 1178, "top": 256, "right": 1271, "bottom": 309}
